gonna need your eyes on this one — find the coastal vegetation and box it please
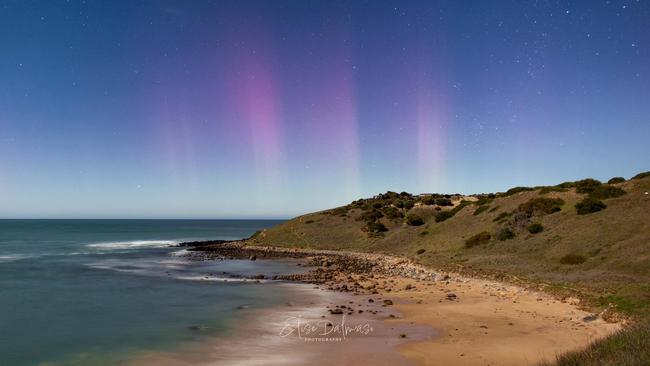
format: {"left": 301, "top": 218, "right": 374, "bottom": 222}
{"left": 527, "top": 223, "right": 544, "bottom": 234}
{"left": 575, "top": 197, "right": 607, "bottom": 215}
{"left": 250, "top": 171, "right": 650, "bottom": 366}
{"left": 607, "top": 177, "right": 626, "bottom": 184}
{"left": 465, "top": 231, "right": 491, "bottom": 248}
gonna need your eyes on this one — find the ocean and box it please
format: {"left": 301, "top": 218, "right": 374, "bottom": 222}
{"left": 0, "top": 219, "right": 307, "bottom": 366}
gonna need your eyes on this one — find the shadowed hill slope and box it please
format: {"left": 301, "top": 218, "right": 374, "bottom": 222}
{"left": 250, "top": 174, "right": 650, "bottom": 318}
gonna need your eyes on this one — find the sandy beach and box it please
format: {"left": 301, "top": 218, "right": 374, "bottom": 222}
{"left": 119, "top": 242, "right": 623, "bottom": 366}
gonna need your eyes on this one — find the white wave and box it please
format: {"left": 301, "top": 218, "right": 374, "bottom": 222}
{"left": 0, "top": 254, "right": 33, "bottom": 263}
{"left": 175, "top": 275, "right": 267, "bottom": 283}
{"left": 170, "top": 249, "right": 189, "bottom": 257}
{"left": 86, "top": 240, "right": 178, "bottom": 250}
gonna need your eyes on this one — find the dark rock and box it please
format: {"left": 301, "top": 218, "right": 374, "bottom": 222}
{"left": 446, "top": 293, "right": 457, "bottom": 300}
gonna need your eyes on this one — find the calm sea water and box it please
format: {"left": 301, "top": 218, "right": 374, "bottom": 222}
{"left": 0, "top": 219, "right": 303, "bottom": 366}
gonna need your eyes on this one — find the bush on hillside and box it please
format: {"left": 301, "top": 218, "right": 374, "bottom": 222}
{"left": 473, "top": 205, "right": 490, "bottom": 216}
{"left": 488, "top": 205, "right": 500, "bottom": 213}
{"left": 382, "top": 206, "right": 403, "bottom": 219}
{"left": 329, "top": 206, "right": 349, "bottom": 216}
{"left": 575, "top": 197, "right": 607, "bottom": 215}
{"left": 406, "top": 213, "right": 424, "bottom": 226}
{"left": 528, "top": 223, "right": 544, "bottom": 234}
{"left": 434, "top": 210, "right": 454, "bottom": 222}
{"left": 497, "top": 228, "right": 515, "bottom": 241}
{"left": 560, "top": 254, "right": 586, "bottom": 265}
{"left": 404, "top": 200, "right": 415, "bottom": 210}
{"left": 632, "top": 171, "right": 650, "bottom": 180}
{"left": 539, "top": 186, "right": 568, "bottom": 195}
{"left": 502, "top": 186, "right": 535, "bottom": 197}
{"left": 358, "top": 210, "right": 383, "bottom": 223}
{"left": 589, "top": 185, "right": 626, "bottom": 200}
{"left": 556, "top": 181, "right": 576, "bottom": 188}
{"left": 366, "top": 221, "right": 388, "bottom": 233}
{"left": 435, "top": 198, "right": 453, "bottom": 206}
{"left": 607, "top": 177, "right": 626, "bottom": 184}
{"left": 465, "top": 232, "right": 491, "bottom": 248}
{"left": 416, "top": 248, "right": 426, "bottom": 254}
{"left": 421, "top": 196, "right": 436, "bottom": 205}
{"left": 517, "top": 197, "right": 565, "bottom": 216}
{"left": 393, "top": 200, "right": 405, "bottom": 208}
{"left": 575, "top": 178, "right": 602, "bottom": 194}
{"left": 475, "top": 196, "right": 494, "bottom": 206}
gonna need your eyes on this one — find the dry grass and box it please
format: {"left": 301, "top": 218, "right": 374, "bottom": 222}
{"left": 539, "top": 321, "right": 650, "bottom": 366}
{"left": 251, "top": 175, "right": 650, "bottom": 365}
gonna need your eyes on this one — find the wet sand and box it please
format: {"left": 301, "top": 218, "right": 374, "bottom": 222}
{"left": 126, "top": 283, "right": 436, "bottom": 366}
{"left": 125, "top": 243, "right": 622, "bottom": 365}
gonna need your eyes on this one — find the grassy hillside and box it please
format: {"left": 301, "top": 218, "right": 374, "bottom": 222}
{"left": 250, "top": 173, "right": 650, "bottom": 319}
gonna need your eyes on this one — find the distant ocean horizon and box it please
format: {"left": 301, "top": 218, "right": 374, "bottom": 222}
{"left": 0, "top": 219, "right": 308, "bottom": 366}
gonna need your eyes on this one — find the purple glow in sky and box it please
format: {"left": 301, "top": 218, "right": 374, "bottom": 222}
{"left": 0, "top": 1, "right": 648, "bottom": 218}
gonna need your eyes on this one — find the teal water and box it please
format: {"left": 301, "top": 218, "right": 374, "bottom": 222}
{"left": 0, "top": 219, "right": 302, "bottom": 366}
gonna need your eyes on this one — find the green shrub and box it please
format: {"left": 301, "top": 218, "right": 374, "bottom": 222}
{"left": 497, "top": 228, "right": 515, "bottom": 241}
{"left": 416, "top": 248, "right": 426, "bottom": 254}
{"left": 488, "top": 206, "right": 500, "bottom": 213}
{"left": 589, "top": 185, "right": 626, "bottom": 200}
{"left": 421, "top": 196, "right": 436, "bottom": 205}
{"left": 372, "top": 202, "right": 383, "bottom": 209}
{"left": 393, "top": 200, "right": 405, "bottom": 208}
{"left": 575, "top": 178, "right": 602, "bottom": 194}
{"left": 493, "top": 212, "right": 511, "bottom": 222}
{"left": 502, "top": 186, "right": 535, "bottom": 197}
{"left": 366, "top": 221, "right": 388, "bottom": 233}
{"left": 329, "top": 206, "right": 349, "bottom": 216}
{"left": 539, "top": 186, "right": 568, "bottom": 195}
{"left": 560, "top": 254, "right": 586, "bottom": 265}
{"left": 475, "top": 196, "right": 494, "bottom": 206}
{"left": 435, "top": 198, "right": 453, "bottom": 206}
{"left": 434, "top": 210, "right": 454, "bottom": 222}
{"left": 465, "top": 232, "right": 491, "bottom": 248}
{"left": 358, "top": 210, "right": 383, "bottom": 222}
{"left": 607, "top": 177, "right": 626, "bottom": 184}
{"left": 434, "top": 200, "right": 472, "bottom": 222}
{"left": 527, "top": 223, "right": 544, "bottom": 234}
{"left": 305, "top": 220, "right": 315, "bottom": 224}
{"left": 473, "top": 205, "right": 490, "bottom": 216}
{"left": 632, "top": 171, "right": 650, "bottom": 180}
{"left": 517, "top": 197, "right": 564, "bottom": 216}
{"left": 406, "top": 213, "right": 424, "bottom": 226}
{"left": 556, "top": 181, "right": 576, "bottom": 188}
{"left": 575, "top": 197, "right": 607, "bottom": 215}
{"left": 404, "top": 200, "right": 415, "bottom": 210}
{"left": 382, "top": 206, "right": 403, "bottom": 219}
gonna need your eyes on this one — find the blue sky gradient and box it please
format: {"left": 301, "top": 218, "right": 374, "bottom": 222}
{"left": 1, "top": 0, "right": 648, "bottom": 218}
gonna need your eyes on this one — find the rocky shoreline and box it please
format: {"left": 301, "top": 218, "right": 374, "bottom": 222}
{"left": 170, "top": 239, "right": 624, "bottom": 366}
{"left": 179, "top": 240, "right": 575, "bottom": 308}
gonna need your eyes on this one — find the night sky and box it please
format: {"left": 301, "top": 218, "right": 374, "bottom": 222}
{"left": 1, "top": 1, "right": 648, "bottom": 218}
